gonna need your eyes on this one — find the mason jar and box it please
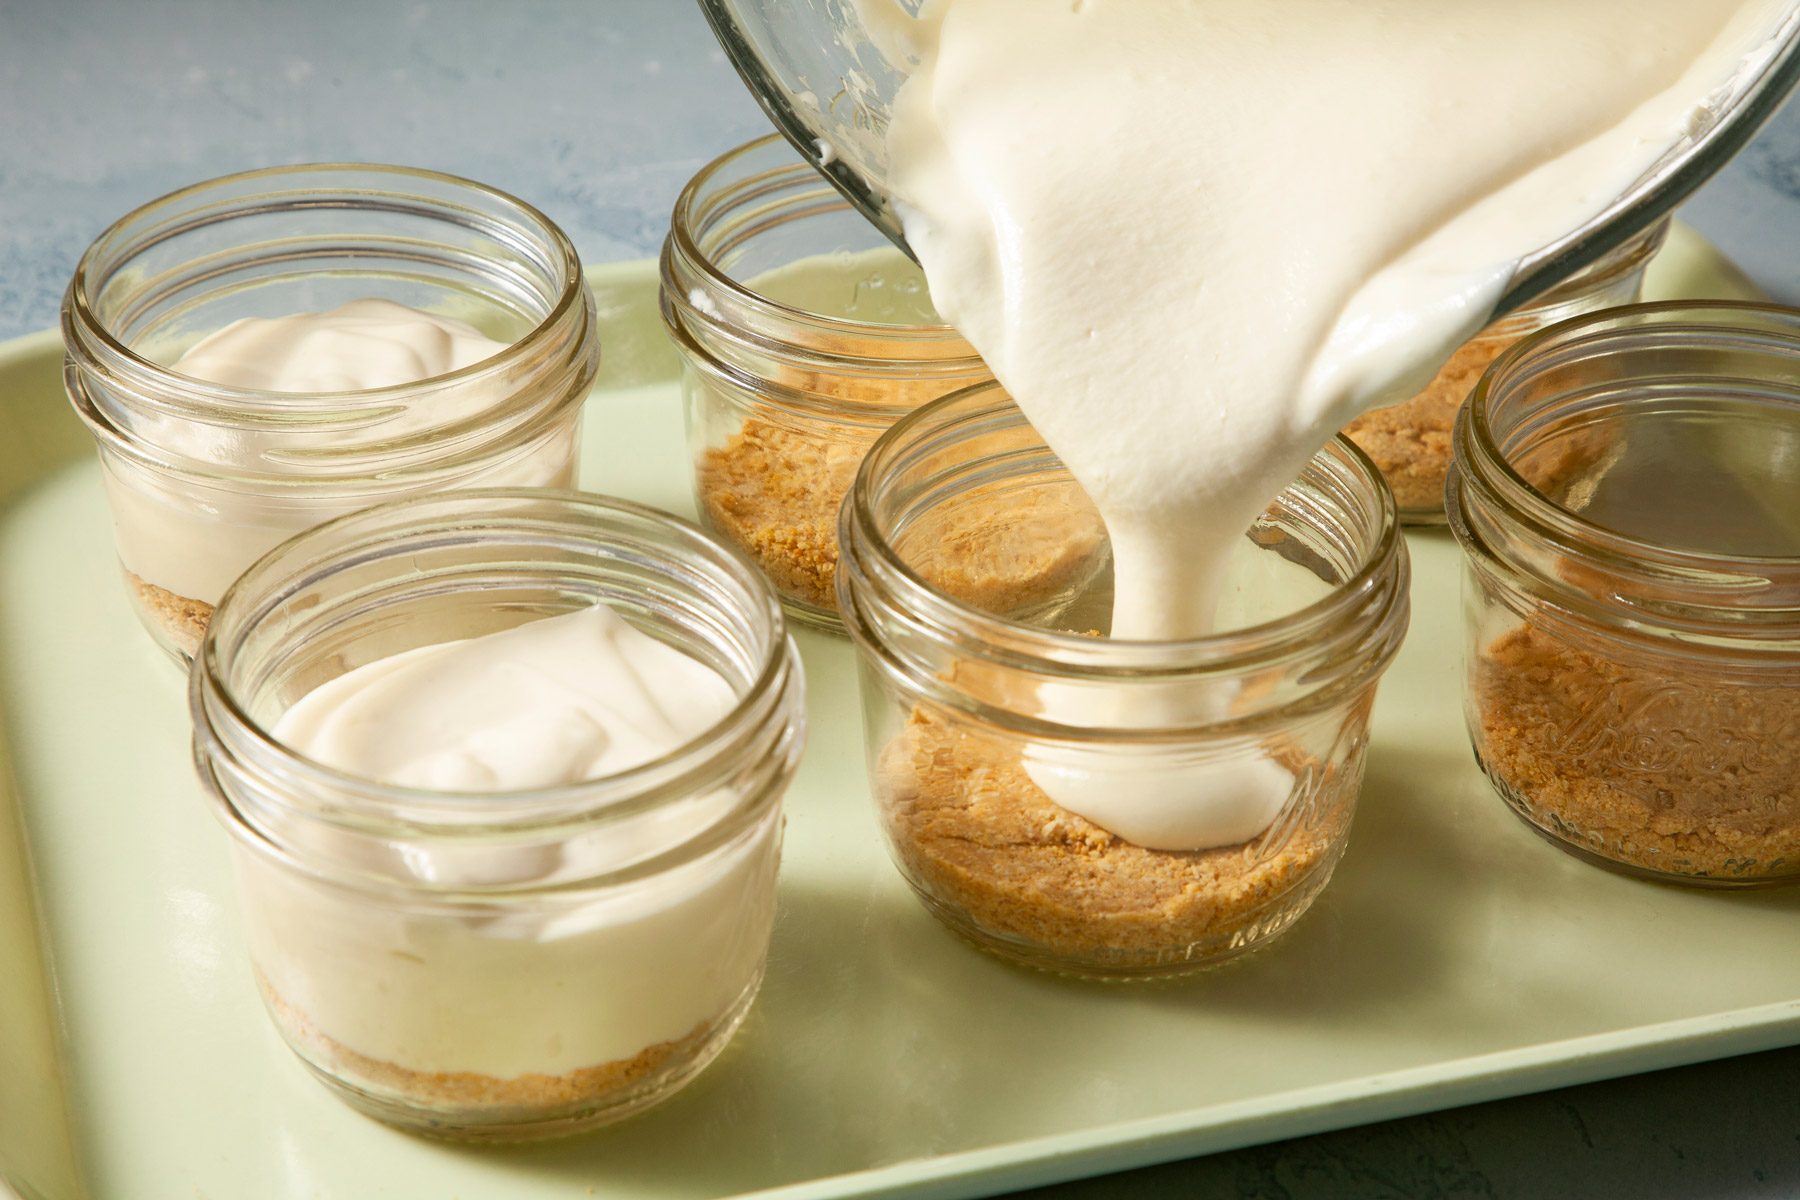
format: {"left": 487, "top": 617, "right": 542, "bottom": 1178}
{"left": 660, "top": 134, "right": 991, "bottom": 632}
{"left": 190, "top": 490, "right": 804, "bottom": 1140}
{"left": 838, "top": 382, "right": 1411, "bottom": 977}
{"left": 1346, "top": 220, "right": 1668, "bottom": 524}
{"left": 63, "top": 164, "right": 600, "bottom": 663}
{"left": 1448, "top": 302, "right": 1800, "bottom": 888}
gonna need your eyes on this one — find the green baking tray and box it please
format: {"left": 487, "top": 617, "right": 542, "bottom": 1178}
{"left": 1, "top": 224, "right": 1794, "bottom": 1200}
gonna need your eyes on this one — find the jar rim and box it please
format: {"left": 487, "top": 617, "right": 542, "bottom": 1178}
{"left": 840, "top": 381, "right": 1408, "bottom": 679}
{"left": 1485, "top": 218, "right": 1669, "bottom": 334}
{"left": 66, "top": 375, "right": 591, "bottom": 490}
{"left": 191, "top": 488, "right": 799, "bottom": 836}
{"left": 1457, "top": 299, "right": 1800, "bottom": 575}
{"left": 658, "top": 278, "right": 943, "bottom": 426}
{"left": 666, "top": 133, "right": 968, "bottom": 345}
{"left": 64, "top": 162, "right": 590, "bottom": 412}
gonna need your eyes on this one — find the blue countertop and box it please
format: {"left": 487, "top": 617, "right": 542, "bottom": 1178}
{"left": 3, "top": 3, "right": 1798, "bottom": 1197}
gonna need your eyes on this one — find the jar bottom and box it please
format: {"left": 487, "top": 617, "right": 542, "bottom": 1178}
{"left": 258, "top": 971, "right": 764, "bottom": 1142}
{"left": 1478, "top": 753, "right": 1800, "bottom": 890}
{"left": 123, "top": 568, "right": 210, "bottom": 667}
{"left": 900, "top": 856, "right": 1342, "bottom": 980}
{"left": 875, "top": 707, "right": 1356, "bottom": 979}
{"left": 695, "top": 417, "right": 861, "bottom": 634}
{"left": 1470, "top": 623, "right": 1800, "bottom": 888}
{"left": 1394, "top": 504, "right": 1450, "bottom": 529}
{"left": 780, "top": 594, "right": 848, "bottom": 637}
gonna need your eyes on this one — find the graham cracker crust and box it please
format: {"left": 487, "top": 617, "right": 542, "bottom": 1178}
{"left": 876, "top": 706, "right": 1343, "bottom": 970}
{"left": 1343, "top": 332, "right": 1511, "bottom": 515}
{"left": 694, "top": 352, "right": 963, "bottom": 616}
{"left": 126, "top": 571, "right": 212, "bottom": 658}
{"left": 1475, "top": 624, "right": 1799, "bottom": 882}
{"left": 699, "top": 418, "right": 871, "bottom": 611}
{"left": 260, "top": 978, "right": 712, "bottom": 1117}
{"left": 699, "top": 417, "right": 1105, "bottom": 620}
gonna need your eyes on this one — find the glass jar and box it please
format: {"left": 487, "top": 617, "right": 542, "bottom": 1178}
{"left": 1448, "top": 302, "right": 1800, "bottom": 887}
{"left": 1345, "top": 220, "right": 1668, "bottom": 524}
{"left": 190, "top": 490, "right": 804, "bottom": 1140}
{"left": 660, "top": 134, "right": 991, "bottom": 632}
{"left": 64, "top": 164, "right": 600, "bottom": 664}
{"left": 837, "top": 383, "right": 1411, "bottom": 977}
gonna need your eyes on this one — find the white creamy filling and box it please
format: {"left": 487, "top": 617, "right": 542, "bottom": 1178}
{"left": 244, "top": 606, "right": 776, "bottom": 1078}
{"left": 239, "top": 820, "right": 778, "bottom": 1078}
{"left": 171, "top": 297, "right": 505, "bottom": 393}
{"left": 108, "top": 299, "right": 574, "bottom": 603}
{"left": 274, "top": 605, "right": 737, "bottom": 792}
{"left": 882, "top": 0, "right": 1787, "bottom": 851}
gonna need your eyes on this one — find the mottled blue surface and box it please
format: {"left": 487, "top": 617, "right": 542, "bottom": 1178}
{"left": 0, "top": 0, "right": 771, "bottom": 340}
{"left": 3, "top": 2, "right": 1798, "bottom": 1197}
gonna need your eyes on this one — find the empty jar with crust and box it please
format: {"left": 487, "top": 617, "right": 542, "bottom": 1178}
{"left": 190, "top": 491, "right": 803, "bottom": 1140}
{"left": 63, "top": 164, "right": 599, "bottom": 663}
{"left": 1345, "top": 220, "right": 1667, "bottom": 524}
{"left": 1449, "top": 302, "right": 1800, "bottom": 887}
{"left": 838, "top": 383, "right": 1411, "bottom": 977}
{"left": 660, "top": 134, "right": 991, "bottom": 631}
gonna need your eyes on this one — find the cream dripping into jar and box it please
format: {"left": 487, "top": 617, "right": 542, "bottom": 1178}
{"left": 878, "top": 0, "right": 1789, "bottom": 849}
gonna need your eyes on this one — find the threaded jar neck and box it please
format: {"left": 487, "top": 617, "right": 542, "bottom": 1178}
{"left": 661, "top": 134, "right": 984, "bottom": 424}
{"left": 190, "top": 490, "right": 805, "bottom": 896}
{"left": 1448, "top": 301, "right": 1800, "bottom": 655}
{"left": 838, "top": 383, "right": 1410, "bottom": 738}
{"left": 64, "top": 163, "right": 599, "bottom": 485}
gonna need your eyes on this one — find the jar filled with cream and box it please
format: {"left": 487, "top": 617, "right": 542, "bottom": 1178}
{"left": 63, "top": 164, "right": 600, "bottom": 663}
{"left": 190, "top": 490, "right": 804, "bottom": 1139}
{"left": 838, "top": 384, "right": 1410, "bottom": 976}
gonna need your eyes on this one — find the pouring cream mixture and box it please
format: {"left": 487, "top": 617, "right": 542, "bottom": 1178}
{"left": 878, "top": 0, "right": 1789, "bottom": 849}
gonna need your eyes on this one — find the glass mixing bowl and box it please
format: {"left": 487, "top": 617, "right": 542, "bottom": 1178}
{"left": 699, "top": 0, "right": 1800, "bottom": 321}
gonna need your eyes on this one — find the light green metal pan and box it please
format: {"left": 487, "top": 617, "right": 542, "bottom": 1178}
{"left": 0, "top": 224, "right": 1790, "bottom": 1200}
